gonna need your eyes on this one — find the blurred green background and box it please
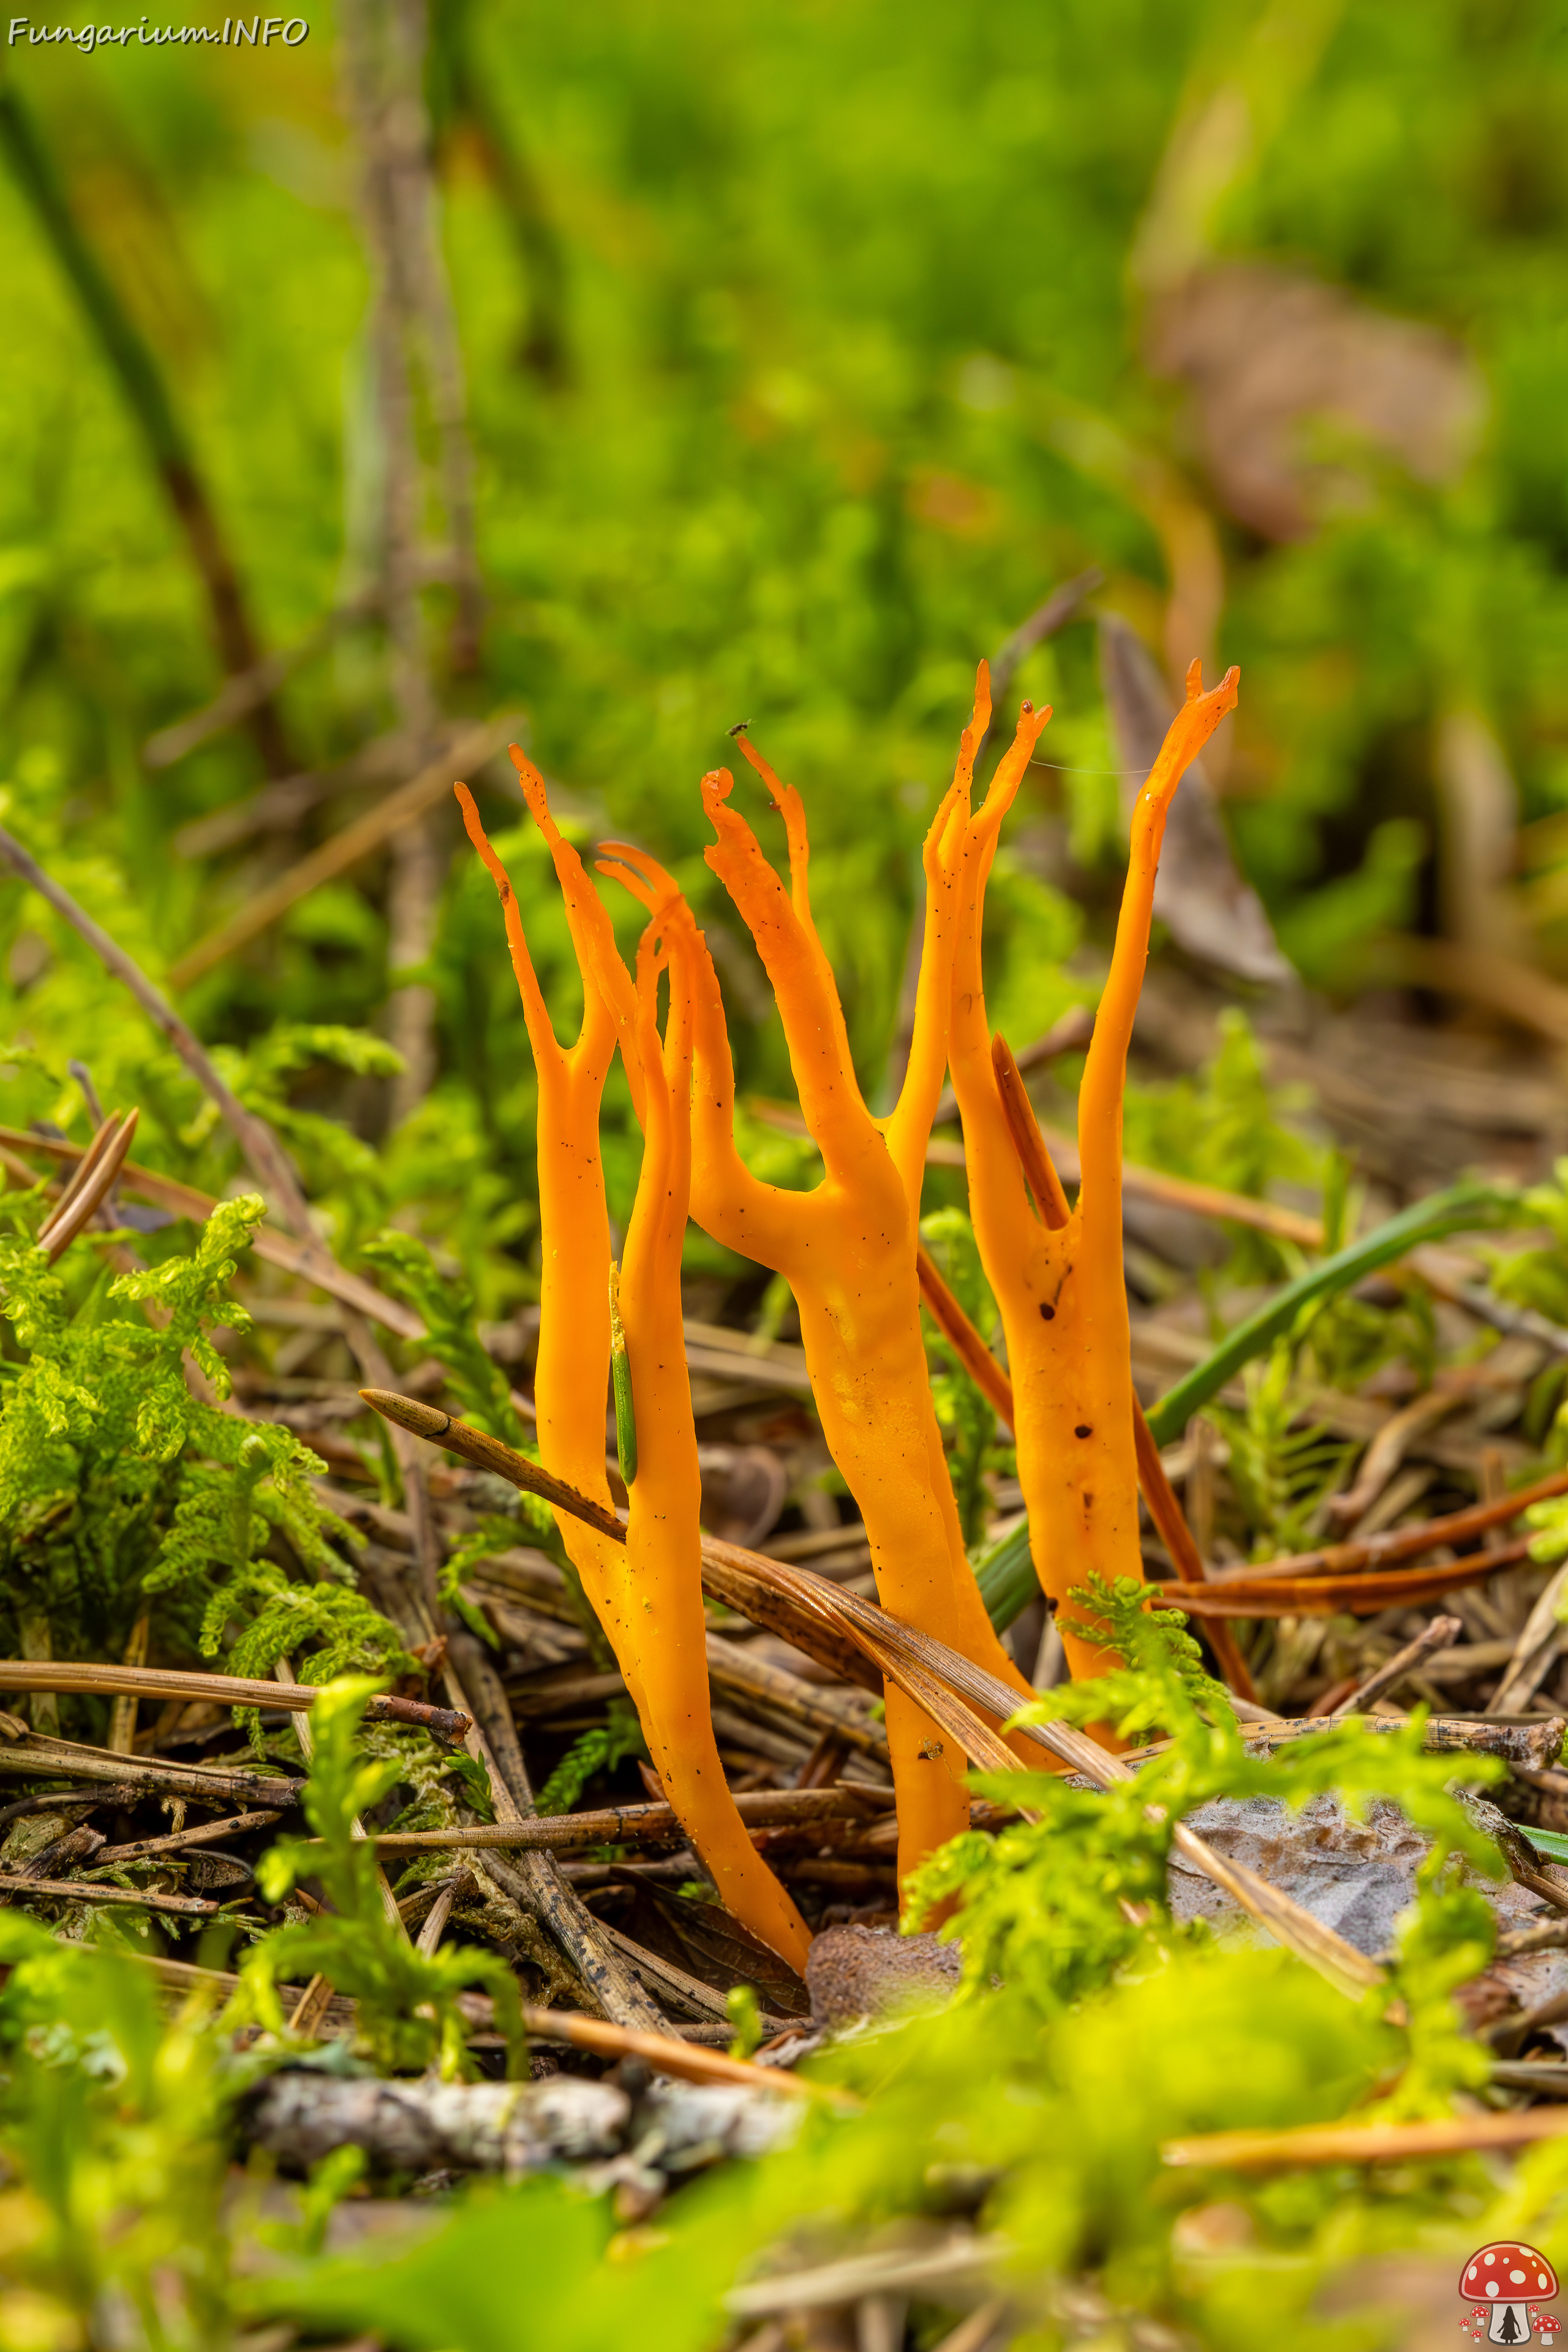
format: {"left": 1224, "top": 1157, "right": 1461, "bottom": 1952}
{"left": 3, "top": 0, "right": 1567, "bottom": 1305}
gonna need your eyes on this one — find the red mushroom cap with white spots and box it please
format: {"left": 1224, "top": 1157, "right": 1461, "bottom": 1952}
{"left": 1460, "top": 2244, "right": 1559, "bottom": 2303}
{"left": 1539, "top": 2318, "right": 1562, "bottom": 2339}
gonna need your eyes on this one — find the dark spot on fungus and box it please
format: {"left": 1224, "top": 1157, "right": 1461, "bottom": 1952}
{"left": 1039, "top": 1302, "right": 1055, "bottom": 1321}
{"left": 1074, "top": 1423, "right": 1092, "bottom": 1439}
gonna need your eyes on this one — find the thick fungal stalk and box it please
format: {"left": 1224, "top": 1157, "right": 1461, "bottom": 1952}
{"left": 454, "top": 770, "right": 630, "bottom": 1653}
{"left": 457, "top": 764, "right": 809, "bottom": 1969}
{"left": 602, "top": 738, "right": 1037, "bottom": 1889}
{"left": 941, "top": 658, "right": 1240, "bottom": 1676}
{"left": 595, "top": 900, "right": 811, "bottom": 1969}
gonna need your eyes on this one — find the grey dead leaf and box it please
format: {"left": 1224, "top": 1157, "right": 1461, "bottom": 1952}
{"left": 1098, "top": 614, "right": 1295, "bottom": 989}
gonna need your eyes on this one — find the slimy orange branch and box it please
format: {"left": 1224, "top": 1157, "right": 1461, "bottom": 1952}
{"left": 617, "top": 749, "right": 1037, "bottom": 1888}
{"left": 458, "top": 769, "right": 808, "bottom": 1969}
{"left": 601, "top": 903, "right": 811, "bottom": 1969}
{"left": 915, "top": 1221, "right": 1256, "bottom": 1700}
{"left": 454, "top": 772, "right": 628, "bottom": 1662}
{"left": 943, "top": 658, "right": 1240, "bottom": 1683}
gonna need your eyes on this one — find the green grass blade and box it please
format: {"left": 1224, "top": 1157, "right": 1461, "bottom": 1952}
{"left": 1142, "top": 1180, "right": 1506, "bottom": 1448}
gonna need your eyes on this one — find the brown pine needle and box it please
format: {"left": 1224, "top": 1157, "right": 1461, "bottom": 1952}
{"left": 990, "top": 1034, "right": 1073, "bottom": 1228}
{"left": 1163, "top": 2108, "right": 1568, "bottom": 2171}
{"left": 519, "top": 2005, "right": 848, "bottom": 2101}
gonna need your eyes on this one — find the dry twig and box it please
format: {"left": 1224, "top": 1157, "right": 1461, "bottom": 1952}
{"left": 0, "top": 1660, "right": 470, "bottom": 1739}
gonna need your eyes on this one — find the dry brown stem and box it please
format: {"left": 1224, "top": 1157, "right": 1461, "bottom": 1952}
{"left": 0, "top": 1660, "right": 469, "bottom": 1740}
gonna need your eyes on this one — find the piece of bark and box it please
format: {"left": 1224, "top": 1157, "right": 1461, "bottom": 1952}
{"left": 12, "top": 1821, "right": 104, "bottom": 1880}
{"left": 243, "top": 2068, "right": 630, "bottom": 2179}
{"left": 242, "top": 2067, "right": 797, "bottom": 2181}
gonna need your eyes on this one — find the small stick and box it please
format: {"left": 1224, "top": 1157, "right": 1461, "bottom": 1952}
{"left": 726, "top": 2239, "right": 1006, "bottom": 2321}
{"left": 1327, "top": 1615, "right": 1464, "bottom": 1719}
{"left": 1169, "top": 1542, "right": 1535, "bottom": 1617}
{"left": 309, "top": 1785, "right": 888, "bottom": 1856}
{"left": 518, "top": 2003, "right": 843, "bottom": 2102}
{"left": 1210, "top": 1471, "right": 1568, "bottom": 1585}
{"left": 0, "top": 1731, "right": 301, "bottom": 1806}
{"left": 363, "top": 1391, "right": 625, "bottom": 1538}
{"left": 94, "top": 1809, "right": 281, "bottom": 1866}
{"left": 1163, "top": 2108, "right": 1568, "bottom": 2171}
{"left": 0, "top": 1871, "right": 219, "bottom": 1916}
{"left": 0, "top": 1661, "right": 470, "bottom": 1741}
{"left": 1242, "top": 1714, "right": 1564, "bottom": 1767}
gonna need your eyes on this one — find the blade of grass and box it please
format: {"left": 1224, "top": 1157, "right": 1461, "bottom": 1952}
{"left": 1144, "top": 1180, "right": 1508, "bottom": 1446}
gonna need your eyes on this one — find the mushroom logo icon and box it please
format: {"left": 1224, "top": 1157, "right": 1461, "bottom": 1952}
{"left": 1458, "top": 2244, "right": 1559, "bottom": 2340}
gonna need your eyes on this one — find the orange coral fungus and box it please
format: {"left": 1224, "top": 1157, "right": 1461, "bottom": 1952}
{"left": 598, "top": 736, "right": 1037, "bottom": 1889}
{"left": 940, "top": 658, "right": 1240, "bottom": 1679}
{"left": 455, "top": 769, "right": 810, "bottom": 1971}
